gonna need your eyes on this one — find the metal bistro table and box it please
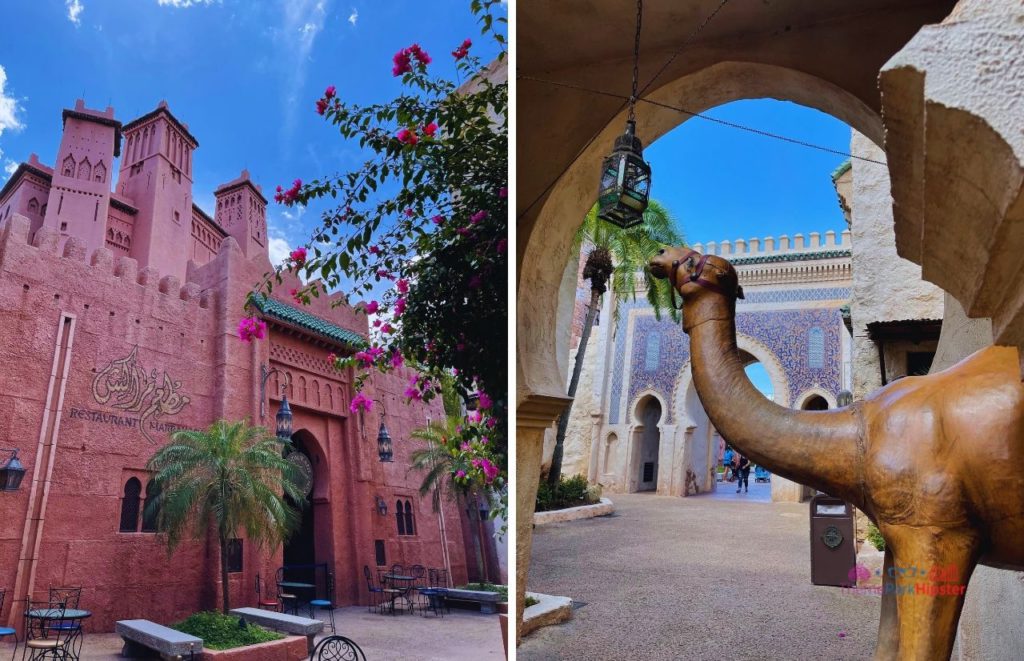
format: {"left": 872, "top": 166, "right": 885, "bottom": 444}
{"left": 277, "top": 581, "right": 317, "bottom": 615}
{"left": 382, "top": 574, "right": 416, "bottom": 614}
{"left": 26, "top": 607, "right": 91, "bottom": 660}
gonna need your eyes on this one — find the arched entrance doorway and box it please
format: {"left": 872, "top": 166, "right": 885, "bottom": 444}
{"left": 283, "top": 430, "right": 322, "bottom": 566}
{"left": 632, "top": 395, "right": 663, "bottom": 492}
{"left": 802, "top": 395, "right": 829, "bottom": 411}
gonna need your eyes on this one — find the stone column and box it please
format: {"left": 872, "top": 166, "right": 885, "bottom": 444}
{"left": 515, "top": 394, "right": 571, "bottom": 644}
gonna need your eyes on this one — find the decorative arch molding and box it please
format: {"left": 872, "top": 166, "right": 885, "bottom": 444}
{"left": 629, "top": 388, "right": 667, "bottom": 426}
{"left": 794, "top": 387, "right": 837, "bottom": 410}
{"left": 736, "top": 332, "right": 791, "bottom": 408}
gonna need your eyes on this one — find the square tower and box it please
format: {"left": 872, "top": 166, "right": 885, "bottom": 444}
{"left": 118, "top": 101, "right": 197, "bottom": 281}
{"left": 214, "top": 169, "right": 268, "bottom": 259}
{"left": 42, "top": 100, "right": 121, "bottom": 254}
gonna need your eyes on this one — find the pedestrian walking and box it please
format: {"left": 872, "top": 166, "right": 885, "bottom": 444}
{"left": 735, "top": 454, "right": 751, "bottom": 493}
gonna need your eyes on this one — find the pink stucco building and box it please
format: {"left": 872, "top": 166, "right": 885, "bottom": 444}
{"left": 0, "top": 99, "right": 484, "bottom": 632}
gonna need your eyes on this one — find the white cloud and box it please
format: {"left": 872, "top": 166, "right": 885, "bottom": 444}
{"left": 157, "top": 0, "right": 218, "bottom": 7}
{"left": 4, "top": 160, "right": 17, "bottom": 176}
{"left": 277, "top": 0, "right": 330, "bottom": 143}
{"left": 281, "top": 205, "right": 306, "bottom": 221}
{"left": 66, "top": 0, "right": 84, "bottom": 26}
{"left": 268, "top": 234, "right": 292, "bottom": 267}
{"left": 347, "top": 8, "right": 357, "bottom": 26}
{"left": 0, "top": 66, "right": 25, "bottom": 138}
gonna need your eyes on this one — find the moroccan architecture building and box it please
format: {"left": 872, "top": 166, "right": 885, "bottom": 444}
{"left": 556, "top": 230, "right": 853, "bottom": 502}
{"left": 0, "top": 99, "right": 477, "bottom": 632}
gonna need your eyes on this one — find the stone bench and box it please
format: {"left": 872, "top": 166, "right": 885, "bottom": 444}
{"left": 116, "top": 619, "right": 203, "bottom": 660}
{"left": 228, "top": 607, "right": 323, "bottom": 653}
{"left": 442, "top": 588, "right": 504, "bottom": 614}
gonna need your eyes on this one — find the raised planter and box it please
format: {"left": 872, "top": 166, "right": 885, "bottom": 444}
{"left": 533, "top": 497, "right": 614, "bottom": 525}
{"left": 201, "top": 635, "right": 307, "bottom": 661}
{"left": 521, "top": 591, "right": 572, "bottom": 637}
{"left": 444, "top": 588, "right": 504, "bottom": 613}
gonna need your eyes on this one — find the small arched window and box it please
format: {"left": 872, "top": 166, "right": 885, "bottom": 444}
{"left": 808, "top": 327, "right": 825, "bottom": 369}
{"left": 403, "top": 499, "right": 415, "bottom": 536}
{"left": 395, "top": 500, "right": 406, "bottom": 536}
{"left": 27, "top": 198, "right": 38, "bottom": 214}
{"left": 62, "top": 154, "right": 75, "bottom": 177}
{"left": 77, "top": 157, "right": 92, "bottom": 181}
{"left": 141, "top": 479, "right": 160, "bottom": 532}
{"left": 119, "top": 477, "right": 142, "bottom": 532}
{"left": 94, "top": 161, "right": 107, "bottom": 183}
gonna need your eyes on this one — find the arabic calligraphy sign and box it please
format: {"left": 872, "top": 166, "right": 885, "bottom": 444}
{"left": 79, "top": 346, "right": 192, "bottom": 442}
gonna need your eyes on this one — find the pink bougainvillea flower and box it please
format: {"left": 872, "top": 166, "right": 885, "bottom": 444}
{"left": 350, "top": 392, "right": 373, "bottom": 413}
{"left": 425, "top": 340, "right": 435, "bottom": 352}
{"left": 369, "top": 245, "right": 381, "bottom": 255}
{"left": 456, "top": 470, "right": 466, "bottom": 479}
{"left": 404, "top": 208, "right": 415, "bottom": 217}
{"left": 461, "top": 442, "right": 471, "bottom": 451}
{"left": 467, "top": 410, "right": 482, "bottom": 423}
{"left": 468, "top": 274, "right": 482, "bottom": 289}
{"left": 390, "top": 351, "right": 403, "bottom": 368}
{"left": 486, "top": 417, "right": 497, "bottom": 429}
{"left": 470, "top": 210, "right": 488, "bottom": 224}
{"left": 480, "top": 436, "right": 489, "bottom": 445}
{"left": 452, "top": 38, "right": 472, "bottom": 60}
{"left": 365, "top": 300, "right": 380, "bottom": 314}
{"left": 290, "top": 247, "right": 307, "bottom": 266}
{"left": 380, "top": 323, "right": 394, "bottom": 334}
{"left": 327, "top": 352, "right": 337, "bottom": 364}
{"left": 394, "top": 297, "right": 407, "bottom": 316}
{"left": 237, "top": 316, "right": 267, "bottom": 343}
{"left": 396, "top": 128, "right": 419, "bottom": 145}
{"left": 316, "top": 98, "right": 328, "bottom": 115}
{"left": 324, "top": 85, "right": 336, "bottom": 99}
{"left": 456, "top": 227, "right": 471, "bottom": 237}
{"left": 456, "top": 342, "right": 465, "bottom": 351}
{"left": 478, "top": 392, "right": 493, "bottom": 410}
{"left": 376, "top": 269, "right": 394, "bottom": 280}
{"left": 497, "top": 238, "right": 507, "bottom": 254}
{"left": 431, "top": 215, "right": 444, "bottom": 225}
{"left": 423, "top": 122, "right": 438, "bottom": 137}
{"left": 372, "top": 319, "right": 382, "bottom": 328}
{"left": 409, "top": 43, "right": 431, "bottom": 65}
{"left": 396, "top": 278, "right": 410, "bottom": 294}
{"left": 290, "top": 288, "right": 302, "bottom": 304}
{"left": 404, "top": 386, "right": 423, "bottom": 401}
{"left": 392, "top": 48, "right": 413, "bottom": 76}
{"left": 499, "top": 186, "right": 507, "bottom": 198}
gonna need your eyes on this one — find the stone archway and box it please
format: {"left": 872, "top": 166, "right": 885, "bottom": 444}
{"left": 795, "top": 387, "right": 837, "bottom": 410}
{"left": 626, "top": 391, "right": 667, "bottom": 493}
{"left": 283, "top": 428, "right": 332, "bottom": 568}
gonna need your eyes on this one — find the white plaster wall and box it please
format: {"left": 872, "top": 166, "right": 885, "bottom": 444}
{"left": 561, "top": 330, "right": 600, "bottom": 477}
{"left": 849, "top": 131, "right": 944, "bottom": 399}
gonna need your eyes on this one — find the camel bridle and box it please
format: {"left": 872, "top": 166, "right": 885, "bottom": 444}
{"left": 669, "top": 250, "right": 742, "bottom": 310}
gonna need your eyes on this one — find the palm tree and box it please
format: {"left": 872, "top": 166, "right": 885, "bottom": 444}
{"left": 145, "top": 420, "right": 306, "bottom": 613}
{"left": 409, "top": 416, "right": 490, "bottom": 582}
{"left": 546, "top": 200, "right": 684, "bottom": 489}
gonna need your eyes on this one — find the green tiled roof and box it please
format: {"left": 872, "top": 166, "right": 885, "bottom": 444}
{"left": 250, "top": 295, "right": 366, "bottom": 348}
{"left": 730, "top": 249, "right": 851, "bottom": 266}
{"left": 831, "top": 159, "right": 852, "bottom": 180}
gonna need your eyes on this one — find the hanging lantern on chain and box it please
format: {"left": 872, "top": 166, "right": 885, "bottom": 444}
{"left": 597, "top": 0, "right": 652, "bottom": 229}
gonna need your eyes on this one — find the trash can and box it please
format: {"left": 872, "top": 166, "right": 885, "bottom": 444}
{"left": 809, "top": 493, "right": 855, "bottom": 586}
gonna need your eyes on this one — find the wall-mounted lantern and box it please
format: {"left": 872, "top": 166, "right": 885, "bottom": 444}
{"left": 373, "top": 400, "right": 394, "bottom": 463}
{"left": 259, "top": 364, "right": 293, "bottom": 440}
{"left": 0, "top": 448, "right": 26, "bottom": 491}
{"left": 375, "top": 495, "right": 388, "bottom": 516}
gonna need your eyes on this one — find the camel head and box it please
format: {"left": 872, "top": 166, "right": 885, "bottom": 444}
{"left": 648, "top": 246, "right": 745, "bottom": 305}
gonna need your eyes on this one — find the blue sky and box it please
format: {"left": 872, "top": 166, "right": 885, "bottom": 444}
{"left": 0, "top": 0, "right": 502, "bottom": 269}
{"left": 645, "top": 99, "right": 853, "bottom": 247}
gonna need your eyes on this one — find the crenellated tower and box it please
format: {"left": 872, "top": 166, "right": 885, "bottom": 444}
{"left": 117, "top": 100, "right": 197, "bottom": 281}
{"left": 42, "top": 99, "right": 120, "bottom": 254}
{"left": 214, "top": 169, "right": 267, "bottom": 259}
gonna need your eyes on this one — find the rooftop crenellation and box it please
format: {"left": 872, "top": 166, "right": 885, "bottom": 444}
{"left": 692, "top": 229, "right": 852, "bottom": 258}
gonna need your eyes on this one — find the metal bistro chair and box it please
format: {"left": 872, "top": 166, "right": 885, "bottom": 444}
{"left": 362, "top": 566, "right": 385, "bottom": 614}
{"left": 275, "top": 568, "right": 300, "bottom": 616}
{"left": 22, "top": 600, "right": 81, "bottom": 661}
{"left": 254, "top": 574, "right": 282, "bottom": 612}
{"left": 309, "top": 573, "right": 336, "bottom": 634}
{"left": 377, "top": 569, "right": 404, "bottom": 616}
{"left": 309, "top": 635, "right": 366, "bottom": 661}
{"left": 45, "top": 587, "right": 82, "bottom": 651}
{"left": 428, "top": 568, "right": 451, "bottom": 615}
{"left": 0, "top": 589, "right": 19, "bottom": 658}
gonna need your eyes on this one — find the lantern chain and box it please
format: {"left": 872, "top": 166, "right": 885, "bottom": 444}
{"left": 628, "top": 0, "right": 643, "bottom": 123}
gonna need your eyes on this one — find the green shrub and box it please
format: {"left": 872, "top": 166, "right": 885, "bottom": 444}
{"left": 173, "top": 611, "right": 283, "bottom": 650}
{"left": 459, "top": 582, "right": 508, "bottom": 600}
{"left": 536, "top": 474, "right": 597, "bottom": 512}
{"left": 525, "top": 596, "right": 540, "bottom": 608}
{"left": 867, "top": 522, "right": 886, "bottom": 551}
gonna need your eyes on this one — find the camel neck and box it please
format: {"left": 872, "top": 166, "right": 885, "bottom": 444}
{"left": 687, "top": 304, "right": 865, "bottom": 505}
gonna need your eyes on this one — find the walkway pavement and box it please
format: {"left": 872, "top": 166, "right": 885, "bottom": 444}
{"left": 0, "top": 606, "right": 504, "bottom": 660}
{"left": 520, "top": 492, "right": 879, "bottom": 660}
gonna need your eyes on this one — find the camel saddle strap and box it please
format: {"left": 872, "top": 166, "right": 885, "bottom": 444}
{"left": 671, "top": 250, "right": 733, "bottom": 306}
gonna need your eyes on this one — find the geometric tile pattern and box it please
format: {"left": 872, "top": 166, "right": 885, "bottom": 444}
{"left": 610, "top": 290, "right": 844, "bottom": 424}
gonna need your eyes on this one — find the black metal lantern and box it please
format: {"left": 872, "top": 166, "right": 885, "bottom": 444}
{"left": 597, "top": 0, "right": 651, "bottom": 229}
{"left": 0, "top": 449, "right": 26, "bottom": 491}
{"left": 837, "top": 390, "right": 854, "bottom": 407}
{"left": 597, "top": 120, "right": 651, "bottom": 228}
{"left": 276, "top": 396, "right": 293, "bottom": 440}
{"left": 375, "top": 495, "right": 388, "bottom": 516}
{"left": 377, "top": 420, "right": 394, "bottom": 463}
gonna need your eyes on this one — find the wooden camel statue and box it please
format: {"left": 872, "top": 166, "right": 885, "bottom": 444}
{"left": 649, "top": 245, "right": 1024, "bottom": 660}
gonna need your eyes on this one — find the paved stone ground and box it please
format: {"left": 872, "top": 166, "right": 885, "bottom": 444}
{"left": 0, "top": 605, "right": 504, "bottom": 660}
{"left": 520, "top": 493, "right": 879, "bottom": 660}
